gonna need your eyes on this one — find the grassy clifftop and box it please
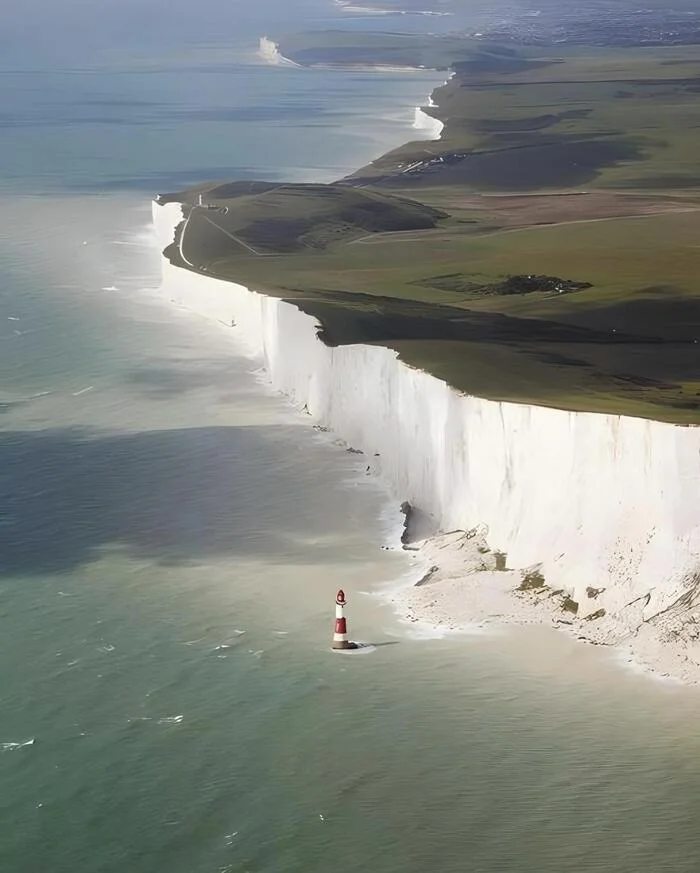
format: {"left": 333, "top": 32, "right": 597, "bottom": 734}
{"left": 161, "top": 32, "right": 700, "bottom": 424}
{"left": 349, "top": 42, "right": 700, "bottom": 193}
{"left": 163, "top": 182, "right": 445, "bottom": 256}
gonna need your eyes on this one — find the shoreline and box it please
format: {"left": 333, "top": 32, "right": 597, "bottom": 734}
{"left": 258, "top": 36, "right": 439, "bottom": 74}
{"left": 256, "top": 35, "right": 446, "bottom": 152}
{"left": 383, "top": 502, "right": 700, "bottom": 686}
{"left": 153, "top": 198, "right": 700, "bottom": 688}
{"left": 384, "top": 530, "right": 700, "bottom": 686}
{"left": 155, "top": 34, "right": 700, "bottom": 687}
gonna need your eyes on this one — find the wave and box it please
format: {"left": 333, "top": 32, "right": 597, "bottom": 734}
{"left": 2, "top": 739, "right": 35, "bottom": 752}
{"left": 157, "top": 715, "right": 184, "bottom": 725}
{"left": 335, "top": 0, "right": 452, "bottom": 14}
{"left": 335, "top": 0, "right": 394, "bottom": 14}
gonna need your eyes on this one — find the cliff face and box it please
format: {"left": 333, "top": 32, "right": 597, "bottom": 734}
{"left": 412, "top": 106, "right": 444, "bottom": 139}
{"left": 153, "top": 200, "right": 700, "bottom": 623}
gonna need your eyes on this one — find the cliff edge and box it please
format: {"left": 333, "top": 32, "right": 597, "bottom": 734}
{"left": 154, "top": 199, "right": 700, "bottom": 680}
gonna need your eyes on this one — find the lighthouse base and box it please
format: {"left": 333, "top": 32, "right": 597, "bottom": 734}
{"left": 332, "top": 640, "right": 359, "bottom": 651}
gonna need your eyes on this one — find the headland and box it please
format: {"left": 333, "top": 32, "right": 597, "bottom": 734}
{"left": 155, "top": 0, "right": 700, "bottom": 682}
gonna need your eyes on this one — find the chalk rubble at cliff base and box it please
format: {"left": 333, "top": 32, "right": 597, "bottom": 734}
{"left": 389, "top": 530, "right": 700, "bottom": 684}
{"left": 152, "top": 200, "right": 700, "bottom": 684}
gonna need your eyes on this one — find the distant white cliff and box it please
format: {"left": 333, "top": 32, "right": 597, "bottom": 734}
{"left": 258, "top": 36, "right": 301, "bottom": 67}
{"left": 153, "top": 200, "right": 700, "bottom": 632}
{"left": 412, "top": 106, "right": 444, "bottom": 140}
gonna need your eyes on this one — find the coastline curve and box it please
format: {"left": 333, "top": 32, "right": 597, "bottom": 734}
{"left": 153, "top": 200, "right": 700, "bottom": 671}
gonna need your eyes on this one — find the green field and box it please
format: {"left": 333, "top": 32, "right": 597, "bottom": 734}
{"left": 162, "top": 36, "right": 700, "bottom": 423}
{"left": 347, "top": 42, "right": 700, "bottom": 192}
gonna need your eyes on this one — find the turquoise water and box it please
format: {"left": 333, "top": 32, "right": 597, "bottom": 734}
{"left": 2, "top": 2, "right": 700, "bottom": 872}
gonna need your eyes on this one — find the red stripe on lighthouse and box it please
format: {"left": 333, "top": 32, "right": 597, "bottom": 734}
{"left": 335, "top": 617, "right": 347, "bottom": 635}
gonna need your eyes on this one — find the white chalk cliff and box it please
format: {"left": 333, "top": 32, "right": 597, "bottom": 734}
{"left": 258, "top": 36, "right": 301, "bottom": 67}
{"left": 412, "top": 106, "right": 444, "bottom": 140}
{"left": 153, "top": 200, "right": 700, "bottom": 629}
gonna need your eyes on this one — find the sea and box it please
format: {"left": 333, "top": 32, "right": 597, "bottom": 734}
{"left": 2, "top": 1, "right": 700, "bottom": 871}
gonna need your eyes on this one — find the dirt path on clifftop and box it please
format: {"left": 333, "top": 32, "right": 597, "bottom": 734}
{"left": 348, "top": 197, "right": 700, "bottom": 246}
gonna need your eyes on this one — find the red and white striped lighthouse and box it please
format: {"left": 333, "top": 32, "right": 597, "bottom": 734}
{"left": 332, "top": 589, "right": 352, "bottom": 650}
